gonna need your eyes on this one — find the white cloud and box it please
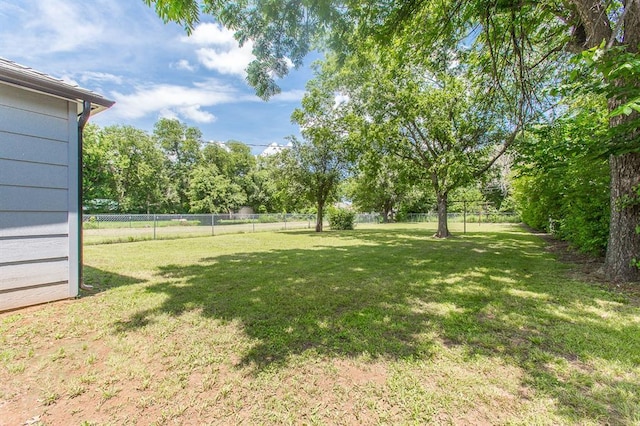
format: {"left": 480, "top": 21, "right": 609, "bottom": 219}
{"left": 183, "top": 22, "right": 237, "bottom": 47}
{"left": 29, "top": 0, "right": 106, "bottom": 53}
{"left": 174, "top": 59, "right": 196, "bottom": 72}
{"left": 0, "top": 0, "right": 180, "bottom": 74}
{"left": 159, "top": 108, "right": 179, "bottom": 120}
{"left": 79, "top": 72, "right": 124, "bottom": 85}
{"left": 59, "top": 75, "right": 80, "bottom": 87}
{"left": 182, "top": 23, "right": 255, "bottom": 77}
{"left": 195, "top": 47, "right": 255, "bottom": 76}
{"left": 110, "top": 79, "right": 236, "bottom": 123}
{"left": 178, "top": 105, "right": 217, "bottom": 123}
{"left": 271, "top": 90, "right": 306, "bottom": 102}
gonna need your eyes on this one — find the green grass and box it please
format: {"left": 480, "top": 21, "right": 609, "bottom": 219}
{"left": 1, "top": 223, "right": 639, "bottom": 425}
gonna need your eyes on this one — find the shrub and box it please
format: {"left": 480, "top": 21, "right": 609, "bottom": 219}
{"left": 83, "top": 216, "right": 99, "bottom": 229}
{"left": 328, "top": 208, "right": 356, "bottom": 230}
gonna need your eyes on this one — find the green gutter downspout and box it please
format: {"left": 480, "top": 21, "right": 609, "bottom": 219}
{"left": 78, "top": 100, "right": 92, "bottom": 291}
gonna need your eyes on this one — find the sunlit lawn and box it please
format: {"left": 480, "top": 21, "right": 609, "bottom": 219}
{"left": 1, "top": 223, "right": 639, "bottom": 425}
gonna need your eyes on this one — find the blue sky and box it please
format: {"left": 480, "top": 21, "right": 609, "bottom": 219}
{"left": 0, "top": 0, "right": 317, "bottom": 154}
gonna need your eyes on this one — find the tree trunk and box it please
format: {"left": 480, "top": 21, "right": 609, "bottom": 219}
{"left": 603, "top": 152, "right": 640, "bottom": 282}
{"left": 382, "top": 202, "right": 392, "bottom": 223}
{"left": 381, "top": 209, "right": 389, "bottom": 223}
{"left": 434, "top": 192, "right": 451, "bottom": 238}
{"left": 316, "top": 201, "right": 324, "bottom": 232}
{"left": 573, "top": 0, "right": 640, "bottom": 283}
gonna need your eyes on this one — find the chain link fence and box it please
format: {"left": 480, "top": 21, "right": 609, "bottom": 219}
{"left": 405, "top": 212, "right": 520, "bottom": 224}
{"left": 83, "top": 213, "right": 382, "bottom": 244}
{"left": 82, "top": 211, "right": 519, "bottom": 244}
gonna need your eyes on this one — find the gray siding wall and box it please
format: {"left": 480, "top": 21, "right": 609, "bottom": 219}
{"left": 0, "top": 83, "right": 78, "bottom": 311}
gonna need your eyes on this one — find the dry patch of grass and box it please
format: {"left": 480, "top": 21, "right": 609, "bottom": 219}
{"left": 1, "top": 223, "right": 639, "bottom": 425}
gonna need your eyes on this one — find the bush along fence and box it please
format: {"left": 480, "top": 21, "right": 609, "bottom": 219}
{"left": 82, "top": 211, "right": 519, "bottom": 244}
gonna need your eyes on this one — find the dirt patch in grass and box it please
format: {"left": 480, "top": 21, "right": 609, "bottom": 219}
{"left": 532, "top": 229, "right": 640, "bottom": 302}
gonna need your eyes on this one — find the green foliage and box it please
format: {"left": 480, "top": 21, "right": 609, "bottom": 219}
{"left": 82, "top": 119, "right": 300, "bottom": 215}
{"left": 100, "top": 125, "right": 168, "bottom": 213}
{"left": 287, "top": 83, "right": 352, "bottom": 231}
{"left": 346, "top": 146, "right": 427, "bottom": 222}
{"left": 512, "top": 175, "right": 559, "bottom": 231}
{"left": 187, "top": 164, "right": 246, "bottom": 213}
{"left": 513, "top": 97, "right": 611, "bottom": 255}
{"left": 328, "top": 207, "right": 355, "bottom": 230}
{"left": 82, "top": 123, "right": 113, "bottom": 208}
{"left": 153, "top": 118, "right": 203, "bottom": 212}
{"left": 558, "top": 44, "right": 640, "bottom": 156}
{"left": 251, "top": 155, "right": 300, "bottom": 213}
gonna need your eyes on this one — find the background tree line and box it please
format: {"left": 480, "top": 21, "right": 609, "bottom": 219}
{"left": 82, "top": 116, "right": 512, "bottom": 223}
{"left": 83, "top": 118, "right": 282, "bottom": 215}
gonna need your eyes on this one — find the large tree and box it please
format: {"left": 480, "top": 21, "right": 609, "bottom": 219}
{"left": 100, "top": 125, "right": 168, "bottom": 213}
{"left": 146, "top": 0, "right": 640, "bottom": 281}
{"left": 327, "top": 44, "right": 520, "bottom": 237}
{"left": 153, "top": 118, "right": 203, "bottom": 212}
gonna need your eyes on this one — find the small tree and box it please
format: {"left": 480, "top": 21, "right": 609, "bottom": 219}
{"left": 279, "top": 136, "right": 346, "bottom": 232}
{"left": 287, "top": 86, "right": 351, "bottom": 232}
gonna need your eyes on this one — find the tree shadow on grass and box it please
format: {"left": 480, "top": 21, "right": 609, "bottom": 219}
{"left": 113, "top": 226, "right": 640, "bottom": 423}
{"left": 81, "top": 265, "right": 145, "bottom": 295}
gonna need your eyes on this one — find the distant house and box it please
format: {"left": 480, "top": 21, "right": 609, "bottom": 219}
{"left": 259, "top": 142, "right": 291, "bottom": 157}
{"left": 0, "top": 58, "right": 114, "bottom": 311}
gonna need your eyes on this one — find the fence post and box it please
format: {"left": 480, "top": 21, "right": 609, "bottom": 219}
{"left": 463, "top": 201, "right": 467, "bottom": 234}
{"left": 153, "top": 214, "right": 157, "bottom": 239}
{"left": 284, "top": 214, "right": 287, "bottom": 230}
{"left": 211, "top": 213, "right": 215, "bottom": 236}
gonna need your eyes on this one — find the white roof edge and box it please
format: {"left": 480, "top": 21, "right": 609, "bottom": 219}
{"left": 0, "top": 58, "right": 115, "bottom": 115}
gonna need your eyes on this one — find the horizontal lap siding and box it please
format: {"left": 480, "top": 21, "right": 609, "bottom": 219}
{"left": 0, "top": 83, "right": 75, "bottom": 311}
{"left": 0, "top": 132, "right": 68, "bottom": 165}
{"left": 0, "top": 212, "right": 68, "bottom": 237}
{"left": 0, "top": 84, "right": 70, "bottom": 119}
{"left": 0, "top": 237, "right": 68, "bottom": 264}
{"left": 0, "top": 283, "right": 72, "bottom": 312}
{"left": 0, "top": 186, "right": 68, "bottom": 212}
{"left": 0, "top": 260, "right": 68, "bottom": 292}
{"left": 0, "top": 104, "right": 68, "bottom": 141}
{"left": 0, "top": 159, "right": 68, "bottom": 189}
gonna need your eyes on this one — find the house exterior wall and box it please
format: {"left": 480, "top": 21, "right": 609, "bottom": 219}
{"left": 0, "top": 83, "right": 78, "bottom": 311}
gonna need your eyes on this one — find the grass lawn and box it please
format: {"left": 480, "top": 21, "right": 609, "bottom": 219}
{"left": 1, "top": 223, "right": 639, "bottom": 425}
